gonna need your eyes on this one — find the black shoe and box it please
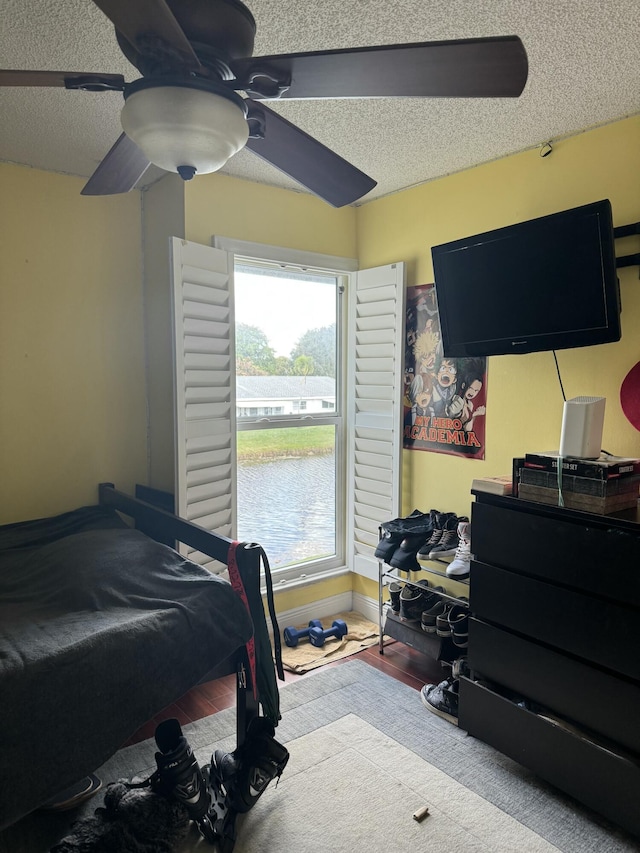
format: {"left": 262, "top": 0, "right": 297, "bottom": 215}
{"left": 205, "top": 718, "right": 289, "bottom": 852}
{"left": 420, "top": 677, "right": 460, "bottom": 725}
{"left": 421, "top": 599, "right": 447, "bottom": 633}
{"left": 429, "top": 515, "right": 468, "bottom": 559}
{"left": 374, "top": 530, "right": 404, "bottom": 562}
{"left": 389, "top": 543, "right": 422, "bottom": 572}
{"left": 451, "top": 656, "right": 469, "bottom": 680}
{"left": 420, "top": 586, "right": 445, "bottom": 612}
{"left": 152, "top": 719, "right": 215, "bottom": 841}
{"left": 398, "top": 580, "right": 431, "bottom": 621}
{"left": 399, "top": 583, "right": 423, "bottom": 621}
{"left": 210, "top": 717, "right": 289, "bottom": 815}
{"left": 435, "top": 601, "right": 455, "bottom": 636}
{"left": 39, "top": 774, "right": 102, "bottom": 812}
{"left": 418, "top": 512, "right": 453, "bottom": 557}
{"left": 388, "top": 581, "right": 402, "bottom": 614}
{"left": 448, "top": 603, "right": 469, "bottom": 648}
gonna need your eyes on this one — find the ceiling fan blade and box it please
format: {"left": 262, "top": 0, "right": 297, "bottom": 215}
{"left": 232, "top": 36, "right": 527, "bottom": 100}
{"left": 244, "top": 102, "right": 376, "bottom": 207}
{"left": 81, "top": 133, "right": 151, "bottom": 196}
{"left": 0, "top": 70, "right": 124, "bottom": 91}
{"left": 92, "top": 0, "right": 203, "bottom": 72}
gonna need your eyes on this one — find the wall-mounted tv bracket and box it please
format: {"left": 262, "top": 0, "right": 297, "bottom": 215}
{"left": 614, "top": 222, "right": 640, "bottom": 274}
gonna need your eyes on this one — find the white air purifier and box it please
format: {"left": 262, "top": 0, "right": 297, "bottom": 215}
{"left": 559, "top": 396, "right": 606, "bottom": 459}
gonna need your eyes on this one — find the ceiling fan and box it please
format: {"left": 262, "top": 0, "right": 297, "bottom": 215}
{"left": 0, "top": 0, "right": 528, "bottom": 207}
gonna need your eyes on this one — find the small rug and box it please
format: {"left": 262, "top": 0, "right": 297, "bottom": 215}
{"left": 2, "top": 661, "right": 638, "bottom": 853}
{"left": 191, "top": 715, "right": 561, "bottom": 852}
{"left": 280, "top": 610, "right": 381, "bottom": 673}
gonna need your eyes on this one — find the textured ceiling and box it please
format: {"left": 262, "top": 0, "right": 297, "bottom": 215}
{"left": 1, "top": 0, "right": 639, "bottom": 204}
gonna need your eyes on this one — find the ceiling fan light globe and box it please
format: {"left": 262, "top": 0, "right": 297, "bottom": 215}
{"left": 121, "top": 86, "right": 249, "bottom": 176}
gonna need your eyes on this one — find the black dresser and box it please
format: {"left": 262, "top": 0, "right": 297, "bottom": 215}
{"left": 459, "top": 491, "right": 640, "bottom": 839}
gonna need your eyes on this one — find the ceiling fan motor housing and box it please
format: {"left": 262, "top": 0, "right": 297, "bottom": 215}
{"left": 116, "top": 0, "right": 257, "bottom": 75}
{"left": 121, "top": 77, "right": 249, "bottom": 177}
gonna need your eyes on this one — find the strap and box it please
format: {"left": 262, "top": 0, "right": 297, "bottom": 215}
{"left": 256, "top": 545, "right": 284, "bottom": 681}
{"left": 227, "top": 541, "right": 258, "bottom": 699}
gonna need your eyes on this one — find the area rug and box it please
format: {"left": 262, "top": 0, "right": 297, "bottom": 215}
{"left": 1, "top": 661, "right": 637, "bottom": 853}
{"left": 280, "top": 610, "right": 381, "bottom": 673}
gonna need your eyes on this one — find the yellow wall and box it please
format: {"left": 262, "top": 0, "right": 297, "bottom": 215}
{"left": 182, "top": 173, "right": 358, "bottom": 610}
{"left": 0, "top": 164, "right": 147, "bottom": 522}
{"left": 142, "top": 174, "right": 186, "bottom": 491}
{"left": 2, "top": 116, "right": 638, "bottom": 613}
{"left": 358, "top": 116, "right": 640, "bottom": 522}
{"left": 184, "top": 172, "right": 357, "bottom": 257}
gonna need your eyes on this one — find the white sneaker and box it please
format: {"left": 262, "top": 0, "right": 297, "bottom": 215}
{"left": 446, "top": 521, "right": 471, "bottom": 579}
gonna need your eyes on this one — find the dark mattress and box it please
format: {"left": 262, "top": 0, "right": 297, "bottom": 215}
{"left": 0, "top": 506, "right": 253, "bottom": 830}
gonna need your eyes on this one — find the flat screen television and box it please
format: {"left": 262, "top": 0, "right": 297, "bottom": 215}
{"left": 431, "top": 199, "right": 621, "bottom": 357}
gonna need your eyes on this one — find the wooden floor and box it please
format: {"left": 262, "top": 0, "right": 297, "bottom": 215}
{"left": 124, "top": 638, "right": 447, "bottom": 746}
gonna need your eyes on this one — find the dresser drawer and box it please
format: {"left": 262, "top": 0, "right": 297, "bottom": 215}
{"left": 471, "top": 500, "right": 640, "bottom": 608}
{"left": 459, "top": 676, "right": 640, "bottom": 839}
{"left": 469, "top": 618, "right": 640, "bottom": 754}
{"left": 470, "top": 561, "right": 640, "bottom": 680}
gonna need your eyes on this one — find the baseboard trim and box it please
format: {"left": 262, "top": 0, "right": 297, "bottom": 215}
{"left": 352, "top": 591, "right": 380, "bottom": 625}
{"left": 273, "top": 591, "right": 379, "bottom": 633}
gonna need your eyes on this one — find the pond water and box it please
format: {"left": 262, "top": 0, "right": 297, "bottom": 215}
{"left": 236, "top": 453, "right": 336, "bottom": 567}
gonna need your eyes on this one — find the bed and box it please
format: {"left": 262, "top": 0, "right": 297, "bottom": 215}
{"left": 0, "top": 483, "right": 282, "bottom": 832}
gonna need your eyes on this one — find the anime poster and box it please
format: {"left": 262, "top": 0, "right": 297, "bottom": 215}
{"left": 403, "top": 283, "right": 487, "bottom": 459}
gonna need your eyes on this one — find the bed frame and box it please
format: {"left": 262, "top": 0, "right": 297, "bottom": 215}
{"left": 98, "top": 482, "right": 261, "bottom": 745}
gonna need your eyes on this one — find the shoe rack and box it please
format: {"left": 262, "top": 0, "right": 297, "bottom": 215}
{"left": 378, "top": 555, "right": 469, "bottom": 659}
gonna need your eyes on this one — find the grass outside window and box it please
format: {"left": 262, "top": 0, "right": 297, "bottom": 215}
{"left": 237, "top": 425, "right": 334, "bottom": 461}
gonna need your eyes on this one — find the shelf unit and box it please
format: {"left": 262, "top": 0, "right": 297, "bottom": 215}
{"left": 378, "top": 556, "right": 469, "bottom": 656}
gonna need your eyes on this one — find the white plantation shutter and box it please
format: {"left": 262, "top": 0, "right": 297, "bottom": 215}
{"left": 347, "top": 262, "right": 406, "bottom": 580}
{"left": 171, "top": 238, "right": 236, "bottom": 571}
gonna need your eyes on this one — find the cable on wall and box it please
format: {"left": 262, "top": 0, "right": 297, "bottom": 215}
{"left": 552, "top": 351, "right": 566, "bottom": 506}
{"left": 552, "top": 351, "right": 567, "bottom": 401}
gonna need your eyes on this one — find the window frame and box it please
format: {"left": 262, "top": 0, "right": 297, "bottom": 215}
{"left": 213, "top": 236, "right": 358, "bottom": 587}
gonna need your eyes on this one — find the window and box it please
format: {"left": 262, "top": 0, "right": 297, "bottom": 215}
{"left": 233, "top": 257, "right": 346, "bottom": 579}
{"left": 171, "top": 237, "right": 405, "bottom": 587}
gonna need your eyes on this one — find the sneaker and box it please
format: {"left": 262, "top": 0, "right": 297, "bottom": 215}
{"left": 429, "top": 515, "right": 468, "bottom": 559}
{"left": 399, "top": 580, "right": 431, "bottom": 622}
{"left": 39, "top": 774, "right": 102, "bottom": 812}
{"left": 210, "top": 717, "right": 289, "bottom": 815}
{"left": 420, "top": 677, "right": 459, "bottom": 725}
{"left": 417, "top": 511, "right": 451, "bottom": 557}
{"left": 420, "top": 598, "right": 447, "bottom": 633}
{"left": 435, "top": 601, "right": 454, "bottom": 636}
{"left": 448, "top": 603, "right": 469, "bottom": 648}
{"left": 452, "top": 623, "right": 469, "bottom": 649}
{"left": 451, "top": 656, "right": 469, "bottom": 680}
{"left": 399, "top": 584, "right": 423, "bottom": 622}
{"left": 446, "top": 521, "right": 471, "bottom": 578}
{"left": 388, "top": 581, "right": 402, "bottom": 614}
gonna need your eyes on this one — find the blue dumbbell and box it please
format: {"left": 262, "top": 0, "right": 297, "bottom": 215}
{"left": 283, "top": 619, "right": 323, "bottom": 648}
{"left": 308, "top": 619, "right": 348, "bottom": 648}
